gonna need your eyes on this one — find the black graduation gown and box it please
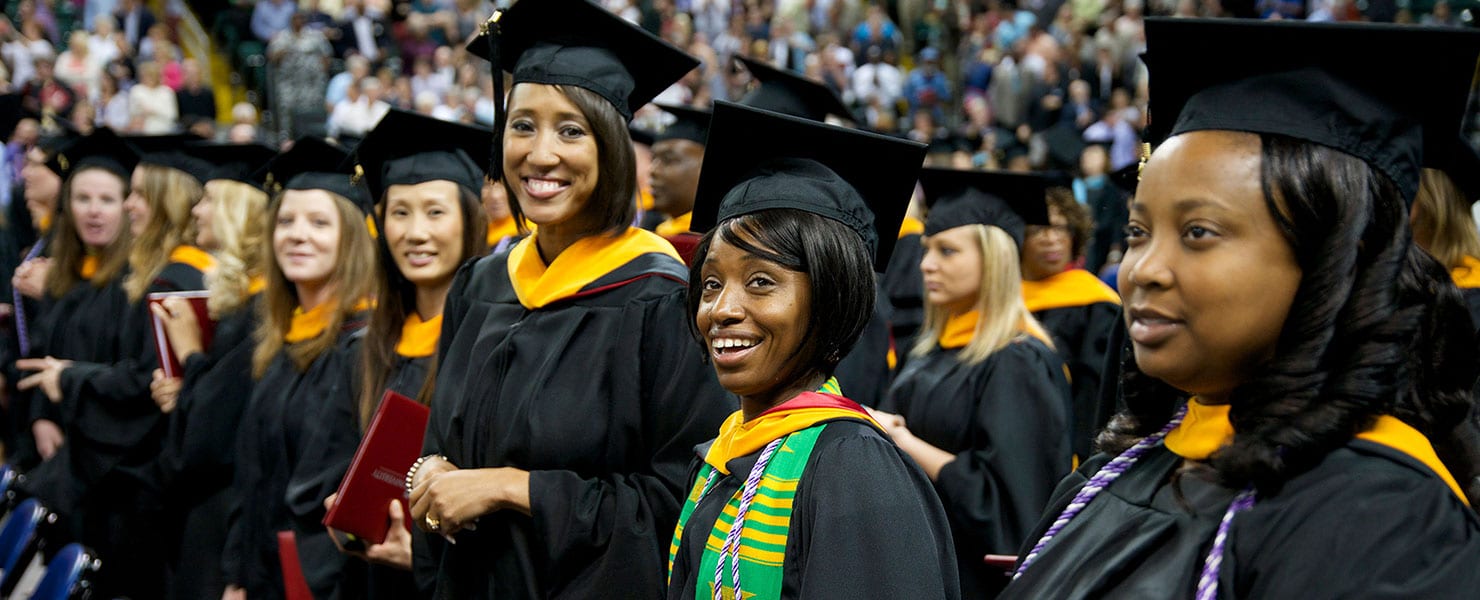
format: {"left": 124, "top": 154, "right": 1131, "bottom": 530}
{"left": 880, "top": 337, "right": 1073, "bottom": 599}
{"left": 420, "top": 248, "right": 733, "bottom": 599}
{"left": 301, "top": 349, "right": 431, "bottom": 600}
{"left": 222, "top": 318, "right": 366, "bottom": 600}
{"left": 832, "top": 288, "right": 893, "bottom": 407}
{"left": 1001, "top": 440, "right": 1480, "bottom": 599}
{"left": 1033, "top": 301, "right": 1120, "bottom": 461}
{"left": 24, "top": 260, "right": 206, "bottom": 598}
{"left": 666, "top": 420, "right": 962, "bottom": 600}
{"left": 153, "top": 297, "right": 260, "bottom": 600}
{"left": 17, "top": 272, "right": 130, "bottom": 510}
{"left": 882, "top": 234, "right": 925, "bottom": 370}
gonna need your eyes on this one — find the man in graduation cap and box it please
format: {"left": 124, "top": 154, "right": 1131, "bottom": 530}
{"left": 648, "top": 102, "right": 709, "bottom": 264}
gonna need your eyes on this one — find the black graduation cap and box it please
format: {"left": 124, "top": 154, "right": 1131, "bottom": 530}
{"left": 629, "top": 124, "right": 656, "bottom": 147}
{"left": 47, "top": 128, "right": 138, "bottom": 180}
{"left": 653, "top": 103, "right": 711, "bottom": 146}
{"left": 466, "top": 0, "right": 698, "bottom": 120}
{"left": 351, "top": 108, "right": 493, "bottom": 200}
{"left": 124, "top": 132, "right": 215, "bottom": 184}
{"left": 188, "top": 142, "right": 278, "bottom": 186}
{"left": 254, "top": 137, "right": 372, "bottom": 213}
{"left": 735, "top": 55, "right": 853, "bottom": 123}
{"left": 1142, "top": 18, "right": 1480, "bottom": 202}
{"left": 1426, "top": 135, "right": 1480, "bottom": 203}
{"left": 918, "top": 168, "right": 1056, "bottom": 249}
{"left": 691, "top": 101, "right": 926, "bottom": 272}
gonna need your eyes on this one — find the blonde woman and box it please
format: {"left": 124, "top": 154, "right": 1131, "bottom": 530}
{"left": 1411, "top": 163, "right": 1480, "bottom": 318}
{"left": 148, "top": 143, "right": 275, "bottom": 600}
{"left": 17, "top": 135, "right": 216, "bottom": 597}
{"left": 872, "top": 168, "right": 1073, "bottom": 599}
{"left": 222, "top": 137, "right": 378, "bottom": 600}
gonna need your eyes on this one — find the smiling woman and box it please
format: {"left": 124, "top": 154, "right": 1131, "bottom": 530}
{"left": 405, "top": 1, "right": 733, "bottom": 597}
{"left": 224, "top": 137, "right": 379, "bottom": 600}
{"left": 667, "top": 101, "right": 959, "bottom": 600}
{"left": 291, "top": 110, "right": 493, "bottom": 599}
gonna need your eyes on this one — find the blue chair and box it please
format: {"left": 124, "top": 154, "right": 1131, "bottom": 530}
{"left": 0, "top": 466, "right": 15, "bottom": 497}
{"left": 0, "top": 499, "right": 44, "bottom": 577}
{"left": 27, "top": 543, "right": 99, "bottom": 600}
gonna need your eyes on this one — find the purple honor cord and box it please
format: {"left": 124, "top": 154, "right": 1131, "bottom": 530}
{"left": 712, "top": 436, "right": 784, "bottom": 600}
{"left": 14, "top": 242, "right": 43, "bottom": 356}
{"left": 1014, "top": 403, "right": 1258, "bottom": 599}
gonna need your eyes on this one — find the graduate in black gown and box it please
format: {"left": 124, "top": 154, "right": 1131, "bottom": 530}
{"left": 667, "top": 100, "right": 958, "bottom": 600}
{"left": 309, "top": 110, "right": 492, "bottom": 599}
{"left": 221, "top": 137, "right": 378, "bottom": 600}
{"left": 882, "top": 205, "right": 926, "bottom": 372}
{"left": 4, "top": 129, "right": 72, "bottom": 471}
{"left": 649, "top": 103, "right": 708, "bottom": 265}
{"left": 874, "top": 168, "right": 1074, "bottom": 599}
{"left": 731, "top": 52, "right": 892, "bottom": 406}
{"left": 1002, "top": 19, "right": 1480, "bottom": 599}
{"left": 147, "top": 142, "right": 275, "bottom": 600}
{"left": 19, "top": 131, "right": 218, "bottom": 598}
{"left": 15, "top": 130, "right": 137, "bottom": 515}
{"left": 1019, "top": 185, "right": 1121, "bottom": 461}
{"left": 406, "top": 1, "right": 733, "bottom": 597}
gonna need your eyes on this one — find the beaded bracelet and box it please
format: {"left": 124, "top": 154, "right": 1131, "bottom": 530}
{"left": 405, "top": 454, "right": 447, "bottom": 494}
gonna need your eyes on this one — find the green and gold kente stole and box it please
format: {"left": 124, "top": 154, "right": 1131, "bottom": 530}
{"left": 667, "top": 378, "right": 880, "bottom": 600}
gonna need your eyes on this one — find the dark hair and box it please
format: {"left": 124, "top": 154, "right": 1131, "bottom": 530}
{"left": 685, "top": 209, "right": 876, "bottom": 384}
{"left": 1098, "top": 134, "right": 1476, "bottom": 497}
{"left": 502, "top": 84, "right": 637, "bottom": 237}
{"left": 46, "top": 166, "right": 132, "bottom": 298}
{"left": 359, "top": 184, "right": 489, "bottom": 429}
{"left": 1046, "top": 186, "right": 1092, "bottom": 261}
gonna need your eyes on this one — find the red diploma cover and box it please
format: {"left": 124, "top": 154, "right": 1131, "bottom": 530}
{"left": 323, "top": 391, "right": 429, "bottom": 545}
{"left": 147, "top": 290, "right": 215, "bottom": 379}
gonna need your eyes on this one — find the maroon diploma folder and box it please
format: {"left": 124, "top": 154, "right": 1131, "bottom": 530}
{"left": 323, "top": 391, "right": 429, "bottom": 545}
{"left": 147, "top": 290, "right": 215, "bottom": 379}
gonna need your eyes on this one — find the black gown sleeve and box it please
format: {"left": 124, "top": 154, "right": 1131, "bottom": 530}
{"left": 285, "top": 333, "right": 365, "bottom": 598}
{"left": 162, "top": 304, "right": 258, "bottom": 484}
{"left": 58, "top": 265, "right": 205, "bottom": 431}
{"left": 523, "top": 289, "right": 732, "bottom": 595}
{"left": 932, "top": 341, "right": 1074, "bottom": 556}
{"left": 788, "top": 425, "right": 961, "bottom": 600}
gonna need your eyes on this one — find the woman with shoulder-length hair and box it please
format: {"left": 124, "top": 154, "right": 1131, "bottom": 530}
{"left": 405, "top": 0, "right": 732, "bottom": 596}
{"left": 1003, "top": 19, "right": 1480, "bottom": 599}
{"left": 147, "top": 142, "right": 276, "bottom": 600}
{"left": 13, "top": 129, "right": 133, "bottom": 476}
{"left": 307, "top": 110, "right": 491, "bottom": 599}
{"left": 872, "top": 168, "right": 1074, "bottom": 599}
{"left": 221, "top": 137, "right": 378, "bottom": 600}
{"left": 667, "top": 100, "right": 959, "bottom": 600}
{"left": 18, "top": 132, "right": 219, "bottom": 598}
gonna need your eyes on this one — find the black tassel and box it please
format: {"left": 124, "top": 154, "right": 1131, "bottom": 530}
{"left": 484, "top": 10, "right": 505, "bottom": 183}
